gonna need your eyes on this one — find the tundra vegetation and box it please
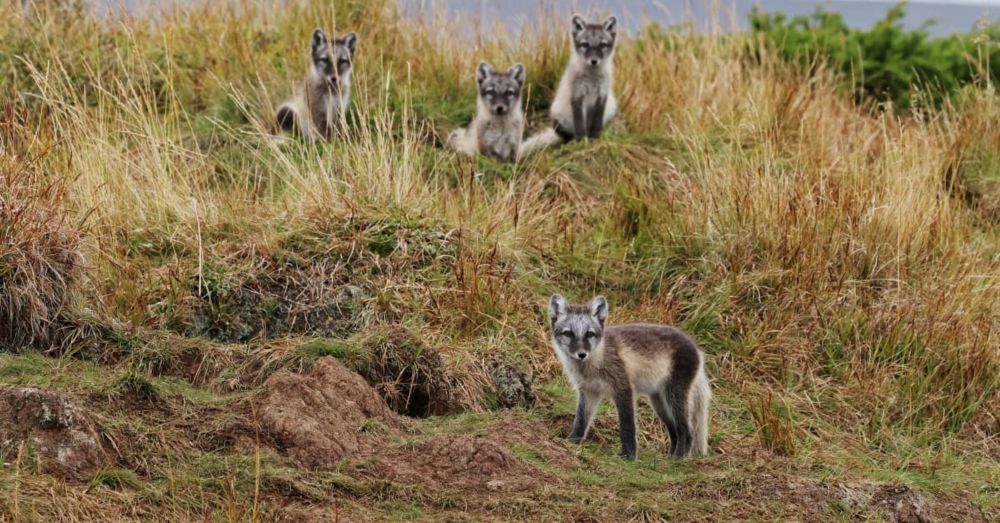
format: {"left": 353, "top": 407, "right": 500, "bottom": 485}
{"left": 0, "top": 0, "right": 998, "bottom": 520}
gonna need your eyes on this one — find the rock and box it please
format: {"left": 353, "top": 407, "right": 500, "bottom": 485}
{"left": 486, "top": 359, "right": 535, "bottom": 409}
{"left": 486, "top": 479, "right": 506, "bottom": 491}
{"left": 0, "top": 386, "right": 105, "bottom": 479}
{"left": 873, "top": 484, "right": 931, "bottom": 523}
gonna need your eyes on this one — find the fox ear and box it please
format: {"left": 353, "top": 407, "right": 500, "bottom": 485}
{"left": 603, "top": 15, "right": 617, "bottom": 35}
{"left": 590, "top": 296, "right": 608, "bottom": 325}
{"left": 571, "top": 15, "right": 586, "bottom": 34}
{"left": 477, "top": 62, "right": 493, "bottom": 84}
{"left": 343, "top": 32, "right": 358, "bottom": 55}
{"left": 549, "top": 294, "right": 568, "bottom": 324}
{"left": 510, "top": 63, "right": 525, "bottom": 85}
{"left": 311, "top": 28, "right": 328, "bottom": 52}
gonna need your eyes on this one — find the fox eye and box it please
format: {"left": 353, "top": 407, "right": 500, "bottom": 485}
{"left": 560, "top": 330, "right": 573, "bottom": 338}
{"left": 485, "top": 88, "right": 495, "bottom": 95}
{"left": 579, "top": 42, "right": 590, "bottom": 49}
{"left": 338, "top": 59, "right": 349, "bottom": 66}
{"left": 506, "top": 89, "right": 515, "bottom": 96}
{"left": 585, "top": 331, "right": 596, "bottom": 339}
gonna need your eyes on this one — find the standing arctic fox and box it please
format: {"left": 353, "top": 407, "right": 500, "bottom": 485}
{"left": 549, "top": 295, "right": 711, "bottom": 460}
{"left": 447, "top": 62, "right": 526, "bottom": 163}
{"left": 276, "top": 28, "right": 358, "bottom": 141}
{"left": 519, "top": 15, "right": 618, "bottom": 158}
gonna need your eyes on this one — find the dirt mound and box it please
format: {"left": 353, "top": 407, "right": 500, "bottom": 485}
{"left": 486, "top": 416, "right": 575, "bottom": 470}
{"left": 0, "top": 386, "right": 105, "bottom": 479}
{"left": 258, "top": 358, "right": 400, "bottom": 469}
{"left": 412, "top": 435, "right": 517, "bottom": 477}
{"left": 256, "top": 358, "right": 563, "bottom": 494}
{"left": 377, "top": 434, "right": 547, "bottom": 492}
{"left": 356, "top": 325, "right": 458, "bottom": 417}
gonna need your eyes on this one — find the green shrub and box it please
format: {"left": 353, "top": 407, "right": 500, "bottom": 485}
{"left": 751, "top": 3, "right": 1000, "bottom": 109}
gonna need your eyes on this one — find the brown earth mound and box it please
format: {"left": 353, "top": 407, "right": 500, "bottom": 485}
{"left": 256, "top": 357, "right": 565, "bottom": 494}
{"left": 258, "top": 357, "right": 401, "bottom": 469}
{"left": 0, "top": 385, "right": 105, "bottom": 479}
{"left": 373, "top": 434, "right": 549, "bottom": 492}
{"left": 486, "top": 416, "right": 575, "bottom": 470}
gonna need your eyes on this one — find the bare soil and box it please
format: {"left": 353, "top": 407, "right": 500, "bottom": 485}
{"left": 0, "top": 385, "right": 106, "bottom": 479}
{"left": 257, "top": 357, "right": 557, "bottom": 494}
{"left": 258, "top": 357, "right": 401, "bottom": 468}
{"left": 1, "top": 354, "right": 991, "bottom": 522}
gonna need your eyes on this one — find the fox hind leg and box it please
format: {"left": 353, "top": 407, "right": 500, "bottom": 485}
{"left": 665, "top": 381, "right": 693, "bottom": 458}
{"left": 649, "top": 392, "right": 680, "bottom": 455}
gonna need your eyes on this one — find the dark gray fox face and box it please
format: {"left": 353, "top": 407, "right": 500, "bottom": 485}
{"left": 310, "top": 29, "right": 358, "bottom": 87}
{"left": 476, "top": 62, "right": 525, "bottom": 116}
{"left": 571, "top": 15, "right": 617, "bottom": 67}
{"left": 549, "top": 295, "right": 608, "bottom": 362}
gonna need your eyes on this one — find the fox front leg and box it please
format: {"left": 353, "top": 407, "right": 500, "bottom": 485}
{"left": 587, "top": 96, "right": 606, "bottom": 139}
{"left": 568, "top": 392, "right": 599, "bottom": 443}
{"left": 571, "top": 96, "right": 586, "bottom": 139}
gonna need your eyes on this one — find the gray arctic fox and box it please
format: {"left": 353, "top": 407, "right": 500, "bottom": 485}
{"left": 276, "top": 28, "right": 358, "bottom": 142}
{"left": 447, "top": 61, "right": 526, "bottom": 163}
{"left": 519, "top": 15, "right": 618, "bottom": 158}
{"left": 548, "top": 295, "right": 711, "bottom": 460}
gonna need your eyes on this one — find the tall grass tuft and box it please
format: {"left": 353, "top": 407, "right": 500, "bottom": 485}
{"left": 0, "top": 105, "right": 85, "bottom": 350}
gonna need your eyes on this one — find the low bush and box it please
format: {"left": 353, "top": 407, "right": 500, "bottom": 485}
{"left": 751, "top": 3, "right": 1000, "bottom": 109}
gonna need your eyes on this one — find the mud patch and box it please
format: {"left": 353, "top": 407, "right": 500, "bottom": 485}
{"left": 355, "top": 325, "right": 458, "bottom": 417}
{"left": 258, "top": 358, "right": 400, "bottom": 469}
{"left": 183, "top": 256, "right": 363, "bottom": 343}
{"left": 0, "top": 386, "right": 106, "bottom": 479}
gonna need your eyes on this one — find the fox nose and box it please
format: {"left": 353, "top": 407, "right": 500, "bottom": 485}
{"left": 589, "top": 58, "right": 599, "bottom": 66}
{"left": 576, "top": 352, "right": 587, "bottom": 360}
{"left": 495, "top": 106, "right": 506, "bottom": 115}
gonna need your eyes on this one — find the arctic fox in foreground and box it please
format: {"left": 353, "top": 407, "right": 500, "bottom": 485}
{"left": 276, "top": 28, "right": 358, "bottom": 142}
{"left": 447, "top": 62, "right": 526, "bottom": 163}
{"left": 519, "top": 15, "right": 618, "bottom": 158}
{"left": 548, "top": 295, "right": 711, "bottom": 460}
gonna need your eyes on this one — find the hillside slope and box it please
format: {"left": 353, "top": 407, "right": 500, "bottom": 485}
{"left": 1, "top": 0, "right": 998, "bottom": 520}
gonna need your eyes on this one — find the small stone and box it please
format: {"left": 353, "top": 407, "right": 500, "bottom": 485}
{"left": 874, "top": 484, "right": 930, "bottom": 523}
{"left": 486, "top": 479, "right": 505, "bottom": 491}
